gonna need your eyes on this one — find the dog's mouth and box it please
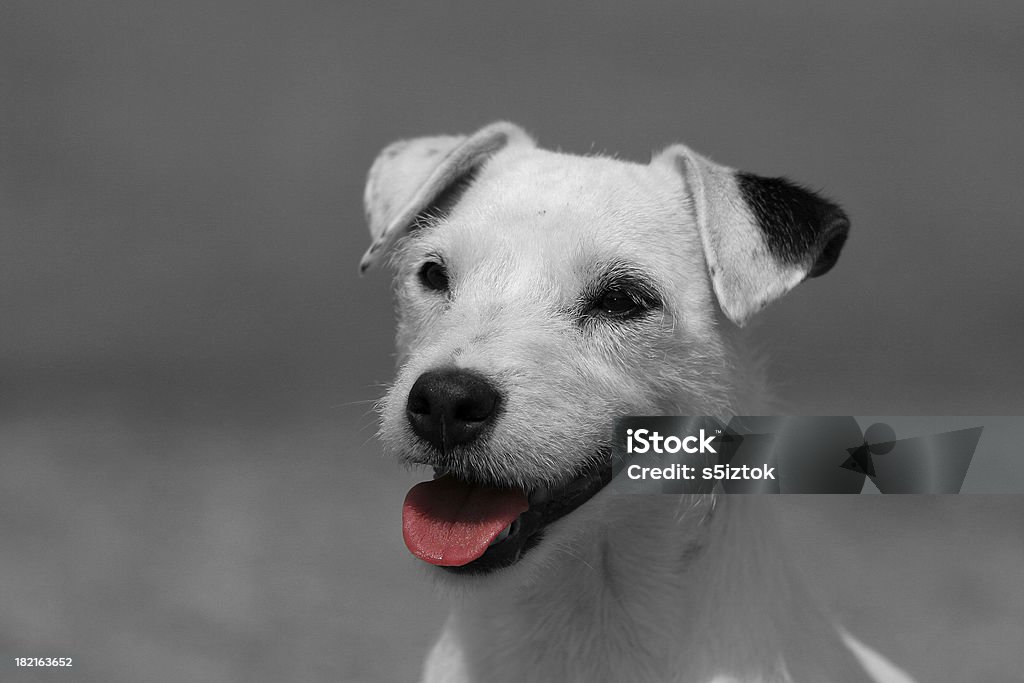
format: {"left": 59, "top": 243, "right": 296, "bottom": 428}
{"left": 401, "top": 459, "right": 612, "bottom": 574}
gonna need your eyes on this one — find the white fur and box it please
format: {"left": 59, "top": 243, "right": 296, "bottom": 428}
{"left": 364, "top": 123, "right": 918, "bottom": 683}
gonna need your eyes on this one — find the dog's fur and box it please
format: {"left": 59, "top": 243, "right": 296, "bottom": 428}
{"left": 362, "top": 122, "right": 918, "bottom": 683}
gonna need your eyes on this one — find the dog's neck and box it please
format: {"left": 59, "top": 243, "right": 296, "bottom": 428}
{"left": 431, "top": 496, "right": 874, "bottom": 683}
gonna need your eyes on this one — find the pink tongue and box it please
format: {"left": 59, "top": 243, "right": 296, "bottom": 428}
{"left": 402, "top": 475, "right": 529, "bottom": 566}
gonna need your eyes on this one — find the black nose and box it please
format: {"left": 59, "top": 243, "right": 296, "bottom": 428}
{"left": 406, "top": 369, "right": 501, "bottom": 450}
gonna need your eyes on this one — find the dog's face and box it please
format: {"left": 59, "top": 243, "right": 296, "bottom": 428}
{"left": 362, "top": 122, "right": 848, "bottom": 578}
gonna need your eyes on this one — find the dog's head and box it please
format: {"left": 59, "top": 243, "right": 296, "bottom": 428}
{"left": 361, "top": 122, "right": 848, "bottom": 577}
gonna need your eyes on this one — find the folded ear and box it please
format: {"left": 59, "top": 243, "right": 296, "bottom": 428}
{"left": 657, "top": 145, "right": 850, "bottom": 326}
{"left": 360, "top": 121, "right": 534, "bottom": 272}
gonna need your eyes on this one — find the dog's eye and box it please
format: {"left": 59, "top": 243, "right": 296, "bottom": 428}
{"left": 418, "top": 261, "right": 450, "bottom": 292}
{"left": 592, "top": 288, "right": 650, "bottom": 318}
{"left": 583, "top": 276, "right": 661, "bottom": 321}
{"left": 598, "top": 290, "right": 637, "bottom": 315}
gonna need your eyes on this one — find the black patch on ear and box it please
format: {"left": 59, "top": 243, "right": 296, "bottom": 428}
{"left": 411, "top": 164, "right": 483, "bottom": 230}
{"left": 736, "top": 173, "right": 850, "bottom": 278}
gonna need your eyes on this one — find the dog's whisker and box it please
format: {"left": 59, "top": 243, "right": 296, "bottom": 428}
{"left": 549, "top": 545, "right": 598, "bottom": 575}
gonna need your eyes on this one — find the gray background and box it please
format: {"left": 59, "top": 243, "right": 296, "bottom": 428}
{"left": 2, "top": 1, "right": 1023, "bottom": 681}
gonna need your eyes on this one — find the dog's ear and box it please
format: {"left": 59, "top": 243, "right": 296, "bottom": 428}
{"left": 657, "top": 145, "right": 850, "bottom": 326}
{"left": 360, "top": 121, "right": 534, "bottom": 272}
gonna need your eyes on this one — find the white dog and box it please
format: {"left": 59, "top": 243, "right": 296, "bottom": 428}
{"left": 362, "top": 122, "right": 918, "bottom": 683}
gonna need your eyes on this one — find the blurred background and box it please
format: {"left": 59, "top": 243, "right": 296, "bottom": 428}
{"left": 2, "top": 1, "right": 1022, "bottom": 681}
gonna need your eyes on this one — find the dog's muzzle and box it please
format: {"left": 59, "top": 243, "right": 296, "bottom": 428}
{"left": 399, "top": 368, "right": 612, "bottom": 574}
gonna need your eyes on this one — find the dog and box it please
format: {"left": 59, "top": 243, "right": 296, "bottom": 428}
{"left": 361, "top": 122, "right": 918, "bottom": 683}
